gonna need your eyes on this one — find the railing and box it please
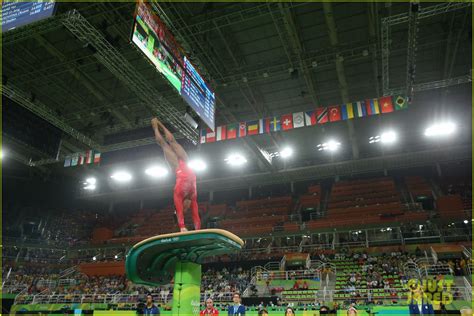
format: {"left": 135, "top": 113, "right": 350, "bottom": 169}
{"left": 255, "top": 269, "right": 321, "bottom": 282}
{"left": 462, "top": 277, "right": 472, "bottom": 301}
{"left": 14, "top": 291, "right": 237, "bottom": 305}
{"left": 264, "top": 261, "right": 280, "bottom": 271}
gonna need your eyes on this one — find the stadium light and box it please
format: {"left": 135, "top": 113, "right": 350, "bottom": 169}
{"left": 464, "top": 220, "right": 468, "bottom": 224}
{"left": 225, "top": 153, "right": 247, "bottom": 166}
{"left": 424, "top": 122, "right": 456, "bottom": 137}
{"left": 83, "top": 177, "right": 97, "bottom": 191}
{"left": 92, "top": 256, "right": 97, "bottom": 261}
{"left": 280, "top": 147, "right": 294, "bottom": 159}
{"left": 111, "top": 171, "right": 132, "bottom": 182}
{"left": 145, "top": 166, "right": 168, "bottom": 178}
{"left": 317, "top": 140, "right": 341, "bottom": 152}
{"left": 369, "top": 131, "right": 397, "bottom": 144}
{"left": 188, "top": 159, "right": 207, "bottom": 172}
{"left": 84, "top": 184, "right": 96, "bottom": 191}
{"left": 85, "top": 177, "right": 96, "bottom": 185}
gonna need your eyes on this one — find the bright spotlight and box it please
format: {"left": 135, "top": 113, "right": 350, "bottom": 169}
{"left": 84, "top": 184, "right": 96, "bottom": 191}
{"left": 225, "top": 153, "right": 247, "bottom": 166}
{"left": 463, "top": 220, "right": 468, "bottom": 224}
{"left": 280, "top": 147, "right": 293, "bottom": 159}
{"left": 92, "top": 256, "right": 97, "bottom": 261}
{"left": 424, "top": 122, "right": 456, "bottom": 137}
{"left": 381, "top": 131, "right": 397, "bottom": 143}
{"left": 188, "top": 159, "right": 207, "bottom": 172}
{"left": 111, "top": 171, "right": 132, "bottom": 182}
{"left": 145, "top": 166, "right": 168, "bottom": 178}
{"left": 85, "top": 177, "right": 96, "bottom": 185}
{"left": 317, "top": 140, "right": 341, "bottom": 152}
{"left": 370, "top": 131, "right": 397, "bottom": 144}
{"left": 114, "top": 255, "right": 119, "bottom": 259}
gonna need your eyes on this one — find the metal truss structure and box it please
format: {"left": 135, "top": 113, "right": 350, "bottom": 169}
{"left": 61, "top": 10, "right": 198, "bottom": 143}
{"left": 381, "top": 1, "right": 471, "bottom": 96}
{"left": 2, "top": 84, "right": 101, "bottom": 150}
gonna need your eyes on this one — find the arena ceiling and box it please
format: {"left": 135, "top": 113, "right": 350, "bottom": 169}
{"left": 2, "top": 1, "right": 472, "bottom": 181}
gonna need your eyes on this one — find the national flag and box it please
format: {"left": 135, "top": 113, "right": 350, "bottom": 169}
{"left": 267, "top": 117, "right": 281, "bottom": 132}
{"left": 293, "top": 112, "right": 304, "bottom": 128}
{"left": 316, "top": 107, "right": 328, "bottom": 124}
{"left": 94, "top": 152, "right": 101, "bottom": 164}
{"left": 206, "top": 128, "right": 216, "bottom": 143}
{"left": 341, "top": 103, "right": 354, "bottom": 120}
{"left": 78, "top": 153, "right": 85, "bottom": 165}
{"left": 247, "top": 120, "right": 259, "bottom": 136}
{"left": 379, "top": 96, "right": 394, "bottom": 113}
{"left": 329, "top": 106, "right": 342, "bottom": 122}
{"left": 216, "top": 125, "right": 227, "bottom": 141}
{"left": 281, "top": 114, "right": 293, "bottom": 130}
{"left": 238, "top": 122, "right": 247, "bottom": 137}
{"left": 64, "top": 156, "right": 71, "bottom": 167}
{"left": 394, "top": 95, "right": 408, "bottom": 111}
{"left": 85, "top": 150, "right": 93, "bottom": 164}
{"left": 258, "top": 119, "right": 265, "bottom": 134}
{"left": 200, "top": 129, "right": 206, "bottom": 144}
{"left": 305, "top": 111, "right": 316, "bottom": 126}
{"left": 227, "top": 123, "right": 238, "bottom": 139}
{"left": 353, "top": 101, "right": 366, "bottom": 118}
{"left": 71, "top": 154, "right": 79, "bottom": 167}
{"left": 365, "top": 98, "right": 380, "bottom": 116}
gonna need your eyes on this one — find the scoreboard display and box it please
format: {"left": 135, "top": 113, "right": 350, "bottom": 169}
{"left": 2, "top": 1, "right": 56, "bottom": 33}
{"left": 131, "top": 1, "right": 215, "bottom": 131}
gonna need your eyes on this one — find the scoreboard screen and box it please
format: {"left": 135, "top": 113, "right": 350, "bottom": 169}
{"left": 131, "top": 1, "right": 215, "bottom": 131}
{"left": 181, "top": 57, "right": 215, "bottom": 131}
{"left": 2, "top": 1, "right": 56, "bottom": 33}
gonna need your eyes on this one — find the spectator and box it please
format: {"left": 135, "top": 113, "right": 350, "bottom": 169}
{"left": 347, "top": 304, "right": 357, "bottom": 316}
{"left": 284, "top": 307, "right": 295, "bottom": 316}
{"left": 143, "top": 294, "right": 160, "bottom": 315}
{"left": 228, "top": 292, "right": 245, "bottom": 315}
{"left": 201, "top": 298, "right": 219, "bottom": 316}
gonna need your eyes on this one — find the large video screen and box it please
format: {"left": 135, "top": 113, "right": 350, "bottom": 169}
{"left": 2, "top": 1, "right": 56, "bottom": 33}
{"left": 131, "top": 1, "right": 215, "bottom": 130}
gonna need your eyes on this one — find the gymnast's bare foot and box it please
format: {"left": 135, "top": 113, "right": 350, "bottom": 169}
{"left": 180, "top": 227, "right": 188, "bottom": 232}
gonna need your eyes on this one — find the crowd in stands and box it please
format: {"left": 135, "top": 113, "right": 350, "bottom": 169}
{"left": 201, "top": 267, "right": 251, "bottom": 299}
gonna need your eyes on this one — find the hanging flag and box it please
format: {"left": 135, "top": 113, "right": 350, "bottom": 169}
{"left": 293, "top": 112, "right": 304, "bottom": 128}
{"left": 247, "top": 120, "right": 259, "bottom": 136}
{"left": 281, "top": 114, "right": 293, "bottom": 130}
{"left": 239, "top": 122, "right": 247, "bottom": 137}
{"left": 216, "top": 125, "right": 227, "bottom": 141}
{"left": 394, "top": 95, "right": 408, "bottom": 111}
{"left": 78, "top": 153, "right": 85, "bottom": 165}
{"left": 365, "top": 98, "right": 380, "bottom": 115}
{"left": 258, "top": 118, "right": 265, "bottom": 134}
{"left": 316, "top": 107, "right": 328, "bottom": 124}
{"left": 71, "top": 154, "right": 79, "bottom": 167}
{"left": 268, "top": 117, "right": 281, "bottom": 132}
{"left": 341, "top": 103, "right": 354, "bottom": 120}
{"left": 353, "top": 101, "right": 366, "bottom": 118}
{"left": 94, "top": 152, "right": 101, "bottom": 164}
{"left": 379, "top": 96, "right": 394, "bottom": 113}
{"left": 305, "top": 111, "right": 316, "bottom": 126}
{"left": 227, "top": 123, "right": 238, "bottom": 139}
{"left": 200, "top": 129, "right": 206, "bottom": 144}
{"left": 206, "top": 128, "right": 216, "bottom": 143}
{"left": 85, "top": 150, "right": 93, "bottom": 164}
{"left": 329, "top": 106, "right": 342, "bottom": 122}
{"left": 64, "top": 156, "right": 71, "bottom": 167}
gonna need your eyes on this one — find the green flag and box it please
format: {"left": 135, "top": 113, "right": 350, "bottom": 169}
{"left": 394, "top": 95, "right": 408, "bottom": 111}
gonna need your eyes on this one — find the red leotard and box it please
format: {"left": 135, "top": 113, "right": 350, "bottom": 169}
{"left": 174, "top": 159, "right": 200, "bottom": 230}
